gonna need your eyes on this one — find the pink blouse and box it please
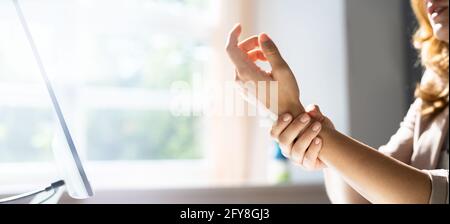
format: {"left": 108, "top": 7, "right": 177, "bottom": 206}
{"left": 378, "top": 98, "right": 449, "bottom": 204}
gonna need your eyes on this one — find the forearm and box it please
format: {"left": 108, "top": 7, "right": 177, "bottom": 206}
{"left": 279, "top": 102, "right": 431, "bottom": 203}
{"left": 317, "top": 127, "right": 431, "bottom": 204}
{"left": 286, "top": 102, "right": 371, "bottom": 203}
{"left": 323, "top": 168, "right": 370, "bottom": 204}
{"left": 277, "top": 100, "right": 304, "bottom": 119}
{"left": 284, "top": 103, "right": 373, "bottom": 203}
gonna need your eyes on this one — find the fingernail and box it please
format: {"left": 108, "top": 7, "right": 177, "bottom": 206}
{"left": 300, "top": 114, "right": 310, "bottom": 123}
{"left": 282, "top": 114, "right": 292, "bottom": 122}
{"left": 312, "top": 122, "right": 321, "bottom": 132}
{"left": 291, "top": 153, "right": 299, "bottom": 162}
{"left": 314, "top": 138, "right": 321, "bottom": 145}
{"left": 260, "top": 33, "right": 270, "bottom": 42}
{"left": 282, "top": 150, "right": 291, "bottom": 158}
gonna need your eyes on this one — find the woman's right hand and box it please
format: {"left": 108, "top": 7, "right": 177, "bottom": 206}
{"left": 270, "top": 104, "right": 335, "bottom": 170}
{"left": 226, "top": 24, "right": 305, "bottom": 116}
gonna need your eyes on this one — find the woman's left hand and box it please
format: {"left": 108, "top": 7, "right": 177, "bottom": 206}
{"left": 271, "top": 104, "right": 334, "bottom": 170}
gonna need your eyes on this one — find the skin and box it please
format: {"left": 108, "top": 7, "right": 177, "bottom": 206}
{"left": 225, "top": 0, "right": 448, "bottom": 203}
{"left": 427, "top": 0, "right": 449, "bottom": 42}
{"left": 273, "top": 106, "right": 371, "bottom": 203}
{"left": 225, "top": 28, "right": 304, "bottom": 116}
{"left": 270, "top": 104, "right": 333, "bottom": 170}
{"left": 276, "top": 0, "right": 450, "bottom": 204}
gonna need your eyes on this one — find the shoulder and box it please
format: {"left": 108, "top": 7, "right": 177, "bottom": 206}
{"left": 420, "top": 69, "right": 434, "bottom": 85}
{"left": 420, "top": 69, "right": 447, "bottom": 89}
{"left": 398, "top": 98, "right": 421, "bottom": 132}
{"left": 408, "top": 98, "right": 422, "bottom": 116}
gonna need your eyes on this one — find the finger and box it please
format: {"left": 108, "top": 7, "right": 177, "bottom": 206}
{"left": 279, "top": 144, "right": 293, "bottom": 159}
{"left": 278, "top": 113, "right": 311, "bottom": 147}
{"left": 305, "top": 104, "right": 319, "bottom": 113}
{"left": 291, "top": 121, "right": 322, "bottom": 164}
{"left": 303, "top": 137, "right": 322, "bottom": 170}
{"left": 270, "top": 113, "right": 293, "bottom": 139}
{"left": 305, "top": 104, "right": 325, "bottom": 122}
{"left": 238, "top": 35, "right": 260, "bottom": 52}
{"left": 234, "top": 69, "right": 241, "bottom": 82}
{"left": 225, "top": 24, "right": 254, "bottom": 71}
{"left": 247, "top": 49, "right": 268, "bottom": 62}
{"left": 226, "top": 23, "right": 241, "bottom": 49}
{"left": 259, "top": 33, "right": 289, "bottom": 70}
{"left": 226, "top": 25, "right": 271, "bottom": 83}
{"left": 315, "top": 159, "right": 327, "bottom": 169}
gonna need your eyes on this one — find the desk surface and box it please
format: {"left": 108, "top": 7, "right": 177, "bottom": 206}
{"left": 59, "top": 184, "right": 330, "bottom": 204}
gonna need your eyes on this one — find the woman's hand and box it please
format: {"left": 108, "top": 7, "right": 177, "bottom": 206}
{"left": 270, "top": 104, "right": 335, "bottom": 170}
{"left": 226, "top": 24, "right": 304, "bottom": 116}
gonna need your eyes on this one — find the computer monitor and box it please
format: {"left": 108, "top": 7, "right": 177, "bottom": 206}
{"left": 13, "top": 0, "right": 94, "bottom": 199}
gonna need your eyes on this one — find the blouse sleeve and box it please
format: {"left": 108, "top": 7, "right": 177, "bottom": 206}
{"left": 424, "top": 169, "right": 449, "bottom": 204}
{"left": 378, "top": 99, "right": 421, "bottom": 164}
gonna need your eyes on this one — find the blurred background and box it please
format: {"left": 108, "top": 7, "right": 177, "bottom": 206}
{"left": 0, "top": 0, "right": 421, "bottom": 203}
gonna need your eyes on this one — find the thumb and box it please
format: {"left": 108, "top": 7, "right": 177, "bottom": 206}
{"left": 259, "top": 33, "right": 289, "bottom": 70}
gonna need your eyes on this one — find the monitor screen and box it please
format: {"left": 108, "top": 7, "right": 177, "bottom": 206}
{"left": 13, "top": 0, "right": 93, "bottom": 199}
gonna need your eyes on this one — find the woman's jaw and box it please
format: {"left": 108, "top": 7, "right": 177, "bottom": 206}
{"left": 426, "top": 0, "right": 449, "bottom": 42}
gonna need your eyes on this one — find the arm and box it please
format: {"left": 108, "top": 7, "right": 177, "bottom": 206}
{"left": 324, "top": 168, "right": 370, "bottom": 204}
{"left": 317, "top": 126, "right": 431, "bottom": 204}
{"left": 268, "top": 90, "right": 431, "bottom": 203}
{"left": 226, "top": 25, "right": 432, "bottom": 204}
{"left": 273, "top": 100, "right": 422, "bottom": 203}
{"left": 272, "top": 105, "right": 370, "bottom": 203}
{"left": 280, "top": 104, "right": 429, "bottom": 203}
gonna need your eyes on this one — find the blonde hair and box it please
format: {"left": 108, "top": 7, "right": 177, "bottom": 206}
{"left": 411, "top": 0, "right": 449, "bottom": 116}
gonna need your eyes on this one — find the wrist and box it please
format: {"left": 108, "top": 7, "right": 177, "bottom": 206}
{"left": 279, "top": 99, "right": 304, "bottom": 117}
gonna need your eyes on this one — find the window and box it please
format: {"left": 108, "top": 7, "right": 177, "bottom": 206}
{"left": 0, "top": 0, "right": 217, "bottom": 191}
{"left": 0, "top": 0, "right": 325, "bottom": 194}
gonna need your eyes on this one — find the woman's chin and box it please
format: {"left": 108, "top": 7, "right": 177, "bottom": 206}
{"left": 433, "top": 26, "right": 449, "bottom": 43}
